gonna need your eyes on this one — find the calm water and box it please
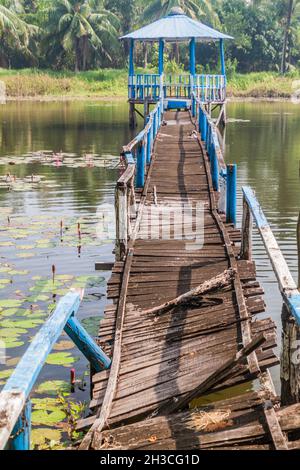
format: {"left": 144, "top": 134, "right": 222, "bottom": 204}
{"left": 0, "top": 100, "right": 299, "bottom": 445}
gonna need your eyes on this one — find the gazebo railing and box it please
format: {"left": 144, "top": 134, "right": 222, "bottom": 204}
{"left": 128, "top": 73, "right": 226, "bottom": 103}
{"left": 195, "top": 74, "right": 226, "bottom": 102}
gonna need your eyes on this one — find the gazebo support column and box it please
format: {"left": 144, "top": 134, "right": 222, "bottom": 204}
{"left": 190, "top": 38, "right": 196, "bottom": 116}
{"left": 159, "top": 39, "right": 165, "bottom": 114}
{"left": 218, "top": 38, "right": 227, "bottom": 127}
{"left": 220, "top": 39, "right": 226, "bottom": 77}
{"left": 129, "top": 39, "right": 137, "bottom": 129}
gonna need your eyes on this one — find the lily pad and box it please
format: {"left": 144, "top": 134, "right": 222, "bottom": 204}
{"left": 0, "top": 299, "right": 22, "bottom": 309}
{"left": 0, "top": 318, "right": 44, "bottom": 329}
{"left": 53, "top": 340, "right": 74, "bottom": 352}
{"left": 4, "top": 340, "right": 25, "bottom": 349}
{"left": 36, "top": 380, "right": 71, "bottom": 396}
{"left": 46, "top": 352, "right": 79, "bottom": 367}
{"left": 26, "top": 294, "right": 50, "bottom": 303}
{"left": 10, "top": 270, "right": 29, "bottom": 276}
{"left": 0, "top": 369, "right": 14, "bottom": 380}
{"left": 31, "top": 428, "right": 62, "bottom": 448}
{"left": 16, "top": 253, "right": 35, "bottom": 259}
{"left": 31, "top": 409, "right": 66, "bottom": 425}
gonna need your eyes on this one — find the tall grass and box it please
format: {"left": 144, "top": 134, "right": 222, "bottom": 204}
{"left": 0, "top": 68, "right": 298, "bottom": 99}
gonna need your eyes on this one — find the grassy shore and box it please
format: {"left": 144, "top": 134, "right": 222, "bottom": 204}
{"left": 0, "top": 68, "right": 299, "bottom": 99}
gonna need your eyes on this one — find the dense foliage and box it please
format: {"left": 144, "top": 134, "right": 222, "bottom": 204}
{"left": 0, "top": 0, "right": 299, "bottom": 74}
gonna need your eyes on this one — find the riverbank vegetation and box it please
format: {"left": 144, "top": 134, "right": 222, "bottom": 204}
{"left": 0, "top": 68, "right": 299, "bottom": 99}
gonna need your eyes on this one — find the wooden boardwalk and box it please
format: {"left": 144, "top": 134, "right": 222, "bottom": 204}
{"left": 78, "top": 111, "right": 278, "bottom": 450}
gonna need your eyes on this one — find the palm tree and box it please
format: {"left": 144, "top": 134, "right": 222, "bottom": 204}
{"left": 0, "top": 0, "right": 38, "bottom": 67}
{"left": 44, "top": 0, "right": 119, "bottom": 71}
{"left": 142, "top": 0, "right": 218, "bottom": 26}
{"left": 280, "top": 0, "right": 300, "bottom": 74}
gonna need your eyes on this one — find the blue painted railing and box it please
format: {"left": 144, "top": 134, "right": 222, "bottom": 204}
{"left": 0, "top": 290, "right": 111, "bottom": 450}
{"left": 116, "top": 101, "right": 162, "bottom": 259}
{"left": 241, "top": 186, "right": 300, "bottom": 326}
{"left": 129, "top": 74, "right": 226, "bottom": 103}
{"left": 194, "top": 95, "right": 237, "bottom": 226}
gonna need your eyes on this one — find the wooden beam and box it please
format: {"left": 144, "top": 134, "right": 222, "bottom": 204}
{"left": 140, "top": 269, "right": 236, "bottom": 317}
{"left": 95, "top": 263, "right": 114, "bottom": 271}
{"left": 263, "top": 405, "right": 288, "bottom": 450}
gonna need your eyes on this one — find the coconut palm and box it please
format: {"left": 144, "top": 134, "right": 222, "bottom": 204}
{"left": 43, "top": 0, "right": 119, "bottom": 71}
{"left": 280, "top": 0, "right": 300, "bottom": 73}
{"left": 0, "top": 0, "right": 38, "bottom": 67}
{"left": 142, "top": 0, "right": 219, "bottom": 26}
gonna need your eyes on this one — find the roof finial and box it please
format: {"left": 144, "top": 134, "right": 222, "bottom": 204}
{"left": 168, "top": 7, "right": 185, "bottom": 16}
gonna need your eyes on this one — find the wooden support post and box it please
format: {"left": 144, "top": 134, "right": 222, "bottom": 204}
{"left": 202, "top": 112, "right": 207, "bottom": 142}
{"left": 153, "top": 112, "right": 156, "bottom": 141}
{"left": 10, "top": 400, "right": 31, "bottom": 451}
{"left": 64, "top": 316, "right": 111, "bottom": 373}
{"left": 129, "top": 102, "right": 137, "bottom": 129}
{"left": 281, "top": 304, "right": 300, "bottom": 406}
{"left": 115, "top": 183, "right": 128, "bottom": 260}
{"left": 146, "top": 128, "right": 151, "bottom": 165}
{"left": 211, "top": 146, "right": 219, "bottom": 192}
{"left": 281, "top": 213, "right": 300, "bottom": 406}
{"left": 241, "top": 196, "right": 253, "bottom": 260}
{"left": 144, "top": 97, "right": 150, "bottom": 126}
{"left": 136, "top": 141, "right": 145, "bottom": 188}
{"left": 226, "top": 164, "right": 237, "bottom": 226}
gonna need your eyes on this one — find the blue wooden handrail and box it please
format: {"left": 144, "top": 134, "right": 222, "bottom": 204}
{"left": 193, "top": 94, "right": 236, "bottom": 225}
{"left": 121, "top": 101, "right": 162, "bottom": 189}
{"left": 0, "top": 289, "right": 111, "bottom": 450}
{"left": 242, "top": 186, "right": 300, "bottom": 325}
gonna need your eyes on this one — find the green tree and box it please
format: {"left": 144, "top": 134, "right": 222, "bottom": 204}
{"left": 142, "top": 0, "right": 218, "bottom": 25}
{"left": 280, "top": 0, "right": 300, "bottom": 73}
{"left": 0, "top": 0, "right": 38, "bottom": 67}
{"left": 43, "top": 0, "right": 119, "bottom": 71}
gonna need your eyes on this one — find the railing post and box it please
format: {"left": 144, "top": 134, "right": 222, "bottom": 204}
{"left": 153, "top": 112, "right": 156, "bottom": 141}
{"left": 211, "top": 146, "right": 219, "bottom": 192}
{"left": 10, "top": 400, "right": 31, "bottom": 450}
{"left": 146, "top": 128, "right": 151, "bottom": 165}
{"left": 64, "top": 316, "right": 111, "bottom": 373}
{"left": 226, "top": 164, "right": 237, "bottom": 226}
{"left": 115, "top": 182, "right": 128, "bottom": 260}
{"left": 241, "top": 196, "right": 253, "bottom": 260}
{"left": 192, "top": 94, "right": 196, "bottom": 118}
{"left": 202, "top": 112, "right": 207, "bottom": 142}
{"left": 136, "top": 141, "right": 145, "bottom": 188}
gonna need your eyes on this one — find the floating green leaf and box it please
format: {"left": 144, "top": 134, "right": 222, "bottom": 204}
{"left": 36, "top": 380, "right": 71, "bottom": 396}
{"left": 31, "top": 409, "right": 66, "bottom": 425}
{"left": 0, "top": 369, "right": 14, "bottom": 380}
{"left": 31, "top": 428, "right": 62, "bottom": 448}
{"left": 46, "top": 352, "right": 79, "bottom": 367}
{"left": 0, "top": 299, "right": 22, "bottom": 309}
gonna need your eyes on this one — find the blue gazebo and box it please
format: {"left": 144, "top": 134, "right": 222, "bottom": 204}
{"left": 120, "top": 7, "right": 232, "bottom": 126}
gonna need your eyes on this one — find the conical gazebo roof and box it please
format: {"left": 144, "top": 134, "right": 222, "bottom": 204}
{"left": 120, "top": 8, "right": 232, "bottom": 43}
